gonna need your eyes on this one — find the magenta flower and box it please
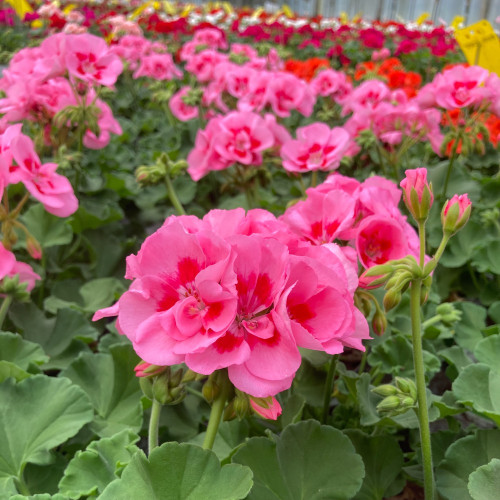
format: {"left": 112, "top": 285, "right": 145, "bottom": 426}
{"left": 107, "top": 221, "right": 238, "bottom": 366}
{"left": 356, "top": 216, "right": 410, "bottom": 269}
{"left": 65, "top": 33, "right": 123, "bottom": 87}
{"left": 282, "top": 188, "right": 355, "bottom": 245}
{"left": 169, "top": 87, "right": 199, "bottom": 122}
{"left": 400, "top": 168, "right": 433, "bottom": 222}
{"left": 441, "top": 194, "right": 472, "bottom": 235}
{"left": 10, "top": 134, "right": 78, "bottom": 217}
{"left": 280, "top": 123, "right": 350, "bottom": 173}
{"left": 212, "top": 111, "right": 274, "bottom": 166}
{"left": 0, "top": 243, "right": 40, "bottom": 292}
{"left": 133, "top": 53, "right": 182, "bottom": 81}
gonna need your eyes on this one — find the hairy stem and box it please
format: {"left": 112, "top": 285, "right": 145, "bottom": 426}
{"left": 165, "top": 173, "right": 186, "bottom": 216}
{"left": 410, "top": 279, "right": 435, "bottom": 499}
{"left": 322, "top": 355, "right": 338, "bottom": 424}
{"left": 202, "top": 370, "right": 231, "bottom": 450}
{"left": 0, "top": 295, "right": 13, "bottom": 330}
{"left": 148, "top": 398, "right": 162, "bottom": 456}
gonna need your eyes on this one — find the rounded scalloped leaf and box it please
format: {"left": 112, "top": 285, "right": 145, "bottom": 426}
{"left": 346, "top": 431, "right": 404, "bottom": 500}
{"left": 60, "top": 345, "right": 142, "bottom": 437}
{"left": 436, "top": 430, "right": 500, "bottom": 500}
{"left": 468, "top": 458, "right": 500, "bottom": 500}
{"left": 474, "top": 335, "right": 500, "bottom": 371}
{"left": 0, "top": 376, "right": 93, "bottom": 483}
{"left": 58, "top": 430, "right": 140, "bottom": 499}
{"left": 232, "top": 420, "right": 365, "bottom": 500}
{"left": 99, "top": 442, "right": 253, "bottom": 500}
{"left": 452, "top": 364, "right": 500, "bottom": 426}
{"left": 0, "top": 331, "right": 48, "bottom": 369}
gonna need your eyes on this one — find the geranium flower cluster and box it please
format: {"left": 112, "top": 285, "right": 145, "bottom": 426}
{"left": 0, "top": 125, "right": 78, "bottom": 217}
{"left": 187, "top": 111, "right": 289, "bottom": 180}
{"left": 0, "top": 32, "right": 123, "bottom": 149}
{"left": 0, "top": 243, "right": 40, "bottom": 292}
{"left": 94, "top": 207, "right": 370, "bottom": 401}
{"left": 111, "top": 35, "right": 182, "bottom": 80}
{"left": 281, "top": 173, "right": 422, "bottom": 273}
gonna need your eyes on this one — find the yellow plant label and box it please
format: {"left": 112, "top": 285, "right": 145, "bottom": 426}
{"left": 163, "top": 1, "right": 176, "bottom": 15}
{"left": 5, "top": 0, "right": 33, "bottom": 19}
{"left": 282, "top": 5, "right": 293, "bottom": 18}
{"left": 62, "top": 3, "right": 77, "bottom": 15}
{"left": 451, "top": 15, "right": 464, "bottom": 30}
{"left": 415, "top": 12, "right": 429, "bottom": 25}
{"left": 455, "top": 20, "right": 500, "bottom": 77}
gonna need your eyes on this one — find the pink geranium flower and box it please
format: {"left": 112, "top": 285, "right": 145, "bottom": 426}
{"left": 10, "top": 134, "right": 78, "bottom": 217}
{"left": 0, "top": 243, "right": 40, "bottom": 292}
{"left": 65, "top": 33, "right": 123, "bottom": 87}
{"left": 169, "top": 87, "right": 199, "bottom": 122}
{"left": 133, "top": 53, "right": 182, "bottom": 81}
{"left": 267, "top": 72, "right": 315, "bottom": 118}
{"left": 282, "top": 188, "right": 355, "bottom": 245}
{"left": 355, "top": 216, "right": 410, "bottom": 269}
{"left": 186, "top": 234, "right": 301, "bottom": 398}
{"left": 107, "top": 221, "right": 238, "bottom": 366}
{"left": 280, "top": 123, "right": 350, "bottom": 173}
{"left": 212, "top": 111, "right": 275, "bottom": 166}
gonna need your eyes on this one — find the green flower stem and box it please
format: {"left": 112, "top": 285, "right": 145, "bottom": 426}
{"left": 433, "top": 234, "right": 451, "bottom": 264}
{"left": 311, "top": 170, "right": 318, "bottom": 188}
{"left": 14, "top": 474, "right": 30, "bottom": 496}
{"left": 421, "top": 315, "right": 443, "bottom": 330}
{"left": 0, "top": 295, "right": 13, "bottom": 330}
{"left": 202, "top": 370, "right": 231, "bottom": 450}
{"left": 410, "top": 279, "right": 435, "bottom": 499}
{"left": 164, "top": 174, "right": 186, "bottom": 216}
{"left": 184, "top": 385, "right": 204, "bottom": 399}
{"left": 442, "top": 138, "right": 459, "bottom": 198}
{"left": 148, "top": 398, "right": 162, "bottom": 456}
{"left": 322, "top": 355, "right": 338, "bottom": 424}
{"left": 418, "top": 222, "right": 426, "bottom": 268}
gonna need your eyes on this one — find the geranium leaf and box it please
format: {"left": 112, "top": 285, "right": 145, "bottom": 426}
{"left": 468, "top": 458, "right": 500, "bottom": 500}
{"left": 0, "top": 331, "right": 48, "bottom": 369}
{"left": 346, "top": 430, "right": 404, "bottom": 500}
{"left": 60, "top": 344, "right": 143, "bottom": 437}
{"left": 58, "top": 430, "right": 140, "bottom": 499}
{"left": 0, "top": 376, "right": 93, "bottom": 489}
{"left": 436, "top": 430, "right": 500, "bottom": 500}
{"left": 99, "top": 442, "right": 253, "bottom": 500}
{"left": 233, "top": 420, "right": 365, "bottom": 500}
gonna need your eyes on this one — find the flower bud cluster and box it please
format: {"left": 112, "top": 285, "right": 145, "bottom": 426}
{"left": 135, "top": 153, "right": 188, "bottom": 186}
{"left": 137, "top": 363, "right": 187, "bottom": 406}
{"left": 372, "top": 377, "right": 417, "bottom": 416}
{"left": 361, "top": 255, "right": 422, "bottom": 311}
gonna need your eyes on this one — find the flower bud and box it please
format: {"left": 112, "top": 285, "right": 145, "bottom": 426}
{"left": 223, "top": 400, "right": 236, "bottom": 421}
{"left": 395, "top": 377, "right": 417, "bottom": 400}
{"left": 400, "top": 168, "right": 433, "bottom": 222}
{"left": 134, "top": 361, "right": 167, "bottom": 378}
{"left": 372, "top": 384, "right": 398, "bottom": 397}
{"left": 441, "top": 194, "right": 472, "bottom": 236}
{"left": 436, "top": 302, "right": 462, "bottom": 326}
{"left": 202, "top": 375, "right": 219, "bottom": 403}
{"left": 26, "top": 236, "right": 42, "bottom": 260}
{"left": 371, "top": 309, "right": 387, "bottom": 336}
{"left": 139, "top": 376, "right": 154, "bottom": 400}
{"left": 376, "top": 395, "right": 401, "bottom": 412}
{"left": 383, "top": 289, "right": 402, "bottom": 312}
{"left": 233, "top": 392, "right": 250, "bottom": 419}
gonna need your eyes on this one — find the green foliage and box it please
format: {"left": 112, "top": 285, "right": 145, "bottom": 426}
{"left": 232, "top": 420, "right": 365, "bottom": 499}
{"left": 60, "top": 345, "right": 142, "bottom": 437}
{"left": 0, "top": 376, "right": 93, "bottom": 496}
{"left": 99, "top": 442, "right": 253, "bottom": 500}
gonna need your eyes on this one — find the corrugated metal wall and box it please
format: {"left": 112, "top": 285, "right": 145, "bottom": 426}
{"left": 213, "top": 0, "right": 500, "bottom": 26}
